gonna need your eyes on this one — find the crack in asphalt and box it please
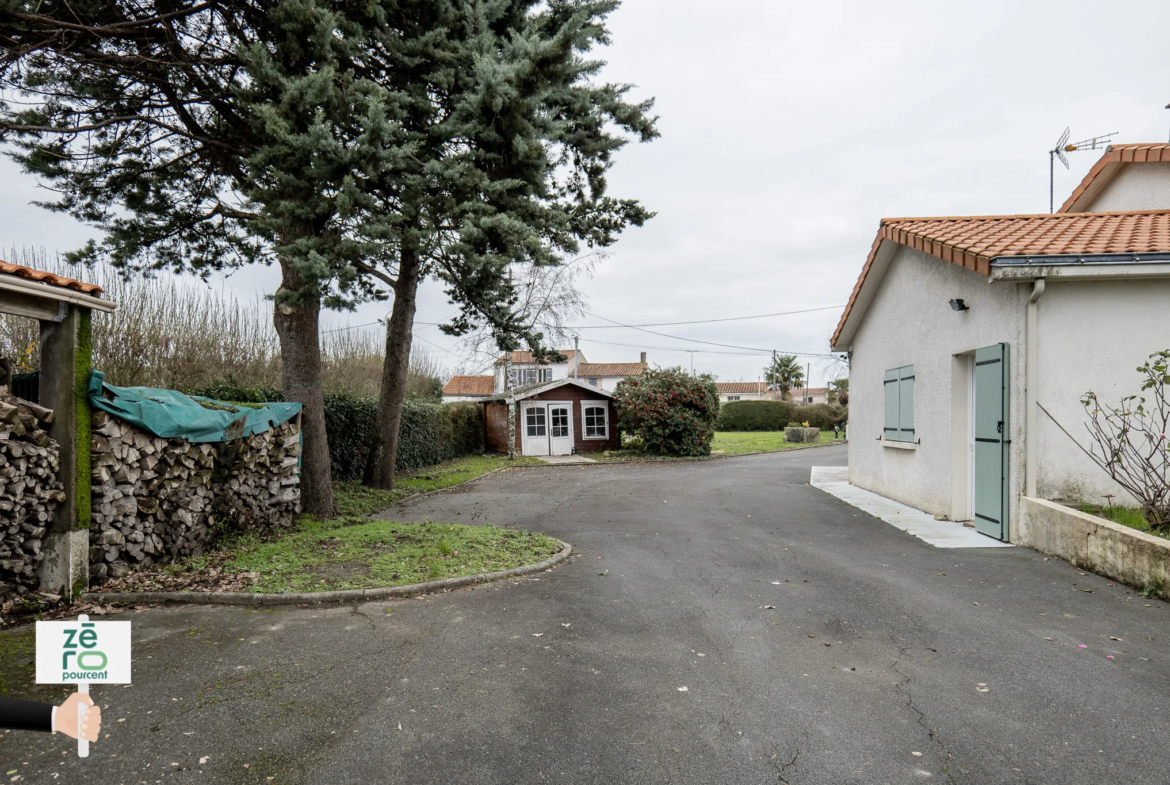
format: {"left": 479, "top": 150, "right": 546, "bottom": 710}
{"left": 890, "top": 643, "right": 958, "bottom": 785}
{"left": 771, "top": 732, "right": 807, "bottom": 784}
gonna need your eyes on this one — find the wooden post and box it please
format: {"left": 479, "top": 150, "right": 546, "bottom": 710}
{"left": 37, "top": 304, "right": 92, "bottom": 598}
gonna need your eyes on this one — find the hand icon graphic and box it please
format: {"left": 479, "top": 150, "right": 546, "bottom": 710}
{"left": 56, "top": 693, "right": 101, "bottom": 742}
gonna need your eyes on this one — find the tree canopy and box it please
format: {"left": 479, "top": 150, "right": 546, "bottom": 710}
{"left": 765, "top": 354, "right": 805, "bottom": 400}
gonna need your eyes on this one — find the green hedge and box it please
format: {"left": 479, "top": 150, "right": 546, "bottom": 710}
{"left": 717, "top": 400, "right": 847, "bottom": 431}
{"left": 187, "top": 382, "right": 482, "bottom": 480}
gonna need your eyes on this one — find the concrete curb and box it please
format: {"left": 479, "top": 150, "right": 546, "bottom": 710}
{"left": 82, "top": 540, "right": 573, "bottom": 607}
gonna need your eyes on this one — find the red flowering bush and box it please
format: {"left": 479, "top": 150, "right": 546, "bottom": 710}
{"left": 613, "top": 368, "right": 720, "bottom": 456}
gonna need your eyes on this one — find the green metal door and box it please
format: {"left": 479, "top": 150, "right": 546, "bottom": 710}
{"left": 974, "top": 343, "right": 1010, "bottom": 540}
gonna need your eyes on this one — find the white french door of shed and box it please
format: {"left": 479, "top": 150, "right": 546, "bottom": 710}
{"left": 521, "top": 402, "right": 573, "bottom": 456}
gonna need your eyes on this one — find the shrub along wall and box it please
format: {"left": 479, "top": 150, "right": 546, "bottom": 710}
{"left": 717, "top": 400, "right": 847, "bottom": 431}
{"left": 188, "top": 383, "right": 483, "bottom": 481}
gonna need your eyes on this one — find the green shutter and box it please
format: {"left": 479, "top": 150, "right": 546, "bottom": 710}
{"left": 884, "top": 368, "right": 901, "bottom": 441}
{"left": 899, "top": 365, "right": 915, "bottom": 442}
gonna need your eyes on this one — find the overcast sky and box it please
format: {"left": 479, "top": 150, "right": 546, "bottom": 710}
{"left": 2, "top": 0, "right": 1169, "bottom": 387}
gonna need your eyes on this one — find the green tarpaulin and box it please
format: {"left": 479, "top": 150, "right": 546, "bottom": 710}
{"left": 87, "top": 370, "right": 301, "bottom": 443}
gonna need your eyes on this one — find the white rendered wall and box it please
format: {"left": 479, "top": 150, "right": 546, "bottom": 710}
{"left": 1033, "top": 278, "right": 1170, "bottom": 505}
{"left": 1081, "top": 162, "right": 1170, "bottom": 212}
{"left": 847, "top": 245, "right": 1026, "bottom": 524}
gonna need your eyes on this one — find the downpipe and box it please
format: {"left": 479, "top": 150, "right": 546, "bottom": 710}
{"left": 1025, "top": 278, "right": 1046, "bottom": 498}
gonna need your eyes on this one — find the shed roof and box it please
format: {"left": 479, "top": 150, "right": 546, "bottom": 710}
{"left": 484, "top": 376, "right": 614, "bottom": 402}
{"left": 0, "top": 260, "right": 104, "bottom": 294}
{"left": 442, "top": 375, "right": 494, "bottom": 396}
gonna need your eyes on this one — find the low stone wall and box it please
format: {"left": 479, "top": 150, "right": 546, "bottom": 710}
{"left": 1017, "top": 496, "right": 1170, "bottom": 600}
{"left": 89, "top": 411, "right": 301, "bottom": 584}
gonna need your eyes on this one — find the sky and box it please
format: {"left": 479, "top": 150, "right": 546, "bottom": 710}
{"left": 2, "top": 0, "right": 1169, "bottom": 387}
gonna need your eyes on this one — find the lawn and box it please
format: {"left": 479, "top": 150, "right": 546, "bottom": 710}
{"left": 712, "top": 430, "right": 840, "bottom": 454}
{"left": 335, "top": 454, "right": 542, "bottom": 516}
{"left": 225, "top": 517, "right": 561, "bottom": 594}
{"left": 89, "top": 454, "right": 553, "bottom": 596}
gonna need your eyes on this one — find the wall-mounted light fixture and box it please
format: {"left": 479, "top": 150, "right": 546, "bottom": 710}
{"left": 949, "top": 298, "right": 969, "bottom": 312}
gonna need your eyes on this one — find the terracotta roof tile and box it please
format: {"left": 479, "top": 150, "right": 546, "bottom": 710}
{"left": 0, "top": 260, "right": 104, "bottom": 294}
{"left": 442, "top": 375, "right": 494, "bottom": 396}
{"left": 716, "top": 382, "right": 767, "bottom": 393}
{"left": 1058, "top": 143, "right": 1170, "bottom": 213}
{"left": 494, "top": 350, "right": 576, "bottom": 365}
{"left": 833, "top": 209, "right": 1170, "bottom": 346}
{"left": 576, "top": 362, "right": 645, "bottom": 377}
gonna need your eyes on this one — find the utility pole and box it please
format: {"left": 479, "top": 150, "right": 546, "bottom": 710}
{"left": 688, "top": 350, "right": 694, "bottom": 376}
{"left": 771, "top": 349, "right": 777, "bottom": 400}
{"left": 805, "top": 362, "right": 810, "bottom": 404}
{"left": 573, "top": 335, "right": 579, "bottom": 378}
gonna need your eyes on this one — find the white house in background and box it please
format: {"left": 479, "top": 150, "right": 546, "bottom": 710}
{"left": 832, "top": 142, "right": 1170, "bottom": 544}
{"left": 575, "top": 355, "right": 648, "bottom": 392}
{"left": 792, "top": 387, "right": 830, "bottom": 405}
{"left": 716, "top": 382, "right": 768, "bottom": 402}
{"left": 442, "top": 349, "right": 647, "bottom": 403}
{"left": 441, "top": 375, "right": 495, "bottom": 403}
{"left": 492, "top": 349, "right": 584, "bottom": 390}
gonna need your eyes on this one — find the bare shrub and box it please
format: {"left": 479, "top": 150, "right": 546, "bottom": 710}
{"left": 0, "top": 247, "right": 443, "bottom": 398}
{"left": 1079, "top": 350, "right": 1170, "bottom": 531}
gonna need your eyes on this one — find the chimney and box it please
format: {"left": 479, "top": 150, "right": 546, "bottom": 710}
{"left": 640, "top": 352, "right": 647, "bottom": 364}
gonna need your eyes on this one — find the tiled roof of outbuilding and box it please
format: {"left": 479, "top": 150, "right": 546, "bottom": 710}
{"left": 442, "top": 375, "right": 494, "bottom": 396}
{"left": 0, "top": 260, "right": 104, "bottom": 294}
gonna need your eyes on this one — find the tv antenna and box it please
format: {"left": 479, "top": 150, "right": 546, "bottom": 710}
{"left": 1049, "top": 128, "right": 1118, "bottom": 213}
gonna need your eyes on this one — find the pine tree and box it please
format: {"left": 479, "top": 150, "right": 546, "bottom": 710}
{"left": 0, "top": 1, "right": 414, "bottom": 514}
{"left": 357, "top": 1, "right": 658, "bottom": 488}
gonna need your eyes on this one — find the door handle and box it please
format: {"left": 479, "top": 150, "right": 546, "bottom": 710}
{"left": 996, "top": 421, "right": 1002, "bottom": 434}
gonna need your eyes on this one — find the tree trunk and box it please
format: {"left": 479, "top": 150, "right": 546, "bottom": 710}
{"left": 505, "top": 354, "right": 515, "bottom": 459}
{"left": 363, "top": 245, "right": 423, "bottom": 489}
{"left": 273, "top": 259, "right": 335, "bottom": 517}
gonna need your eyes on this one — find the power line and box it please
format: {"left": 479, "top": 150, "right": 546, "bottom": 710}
{"left": 567, "top": 304, "right": 845, "bottom": 329}
{"left": 578, "top": 337, "right": 771, "bottom": 357}
{"left": 581, "top": 311, "right": 838, "bottom": 357}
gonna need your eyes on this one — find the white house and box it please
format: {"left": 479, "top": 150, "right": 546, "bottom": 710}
{"left": 716, "top": 382, "right": 768, "bottom": 402}
{"left": 832, "top": 142, "right": 1170, "bottom": 543}
{"left": 442, "top": 349, "right": 646, "bottom": 403}
{"left": 574, "top": 355, "right": 648, "bottom": 392}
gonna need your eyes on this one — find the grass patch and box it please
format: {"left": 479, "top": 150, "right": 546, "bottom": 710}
{"left": 712, "top": 430, "right": 840, "bottom": 454}
{"left": 1080, "top": 503, "right": 1168, "bottom": 540}
{"left": 224, "top": 519, "right": 561, "bottom": 593}
{"left": 335, "top": 454, "right": 542, "bottom": 516}
{"left": 593, "top": 430, "right": 842, "bottom": 462}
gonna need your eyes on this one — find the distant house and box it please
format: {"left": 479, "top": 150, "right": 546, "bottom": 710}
{"left": 441, "top": 349, "right": 647, "bottom": 404}
{"left": 792, "top": 387, "right": 829, "bottom": 405}
{"left": 574, "top": 354, "right": 647, "bottom": 392}
{"left": 716, "top": 382, "right": 768, "bottom": 402}
{"left": 481, "top": 378, "right": 619, "bottom": 456}
{"left": 441, "top": 375, "right": 495, "bottom": 403}
{"left": 493, "top": 349, "right": 584, "bottom": 390}
{"left": 831, "top": 142, "right": 1170, "bottom": 544}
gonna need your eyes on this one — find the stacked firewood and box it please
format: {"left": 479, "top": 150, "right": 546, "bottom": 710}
{"left": 89, "top": 411, "right": 301, "bottom": 584}
{"left": 0, "top": 392, "right": 65, "bottom": 595}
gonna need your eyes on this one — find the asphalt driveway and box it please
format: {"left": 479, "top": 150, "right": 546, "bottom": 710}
{"left": 2, "top": 444, "right": 1168, "bottom": 784}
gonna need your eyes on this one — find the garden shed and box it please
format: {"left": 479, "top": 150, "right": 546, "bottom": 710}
{"left": 0, "top": 260, "right": 116, "bottom": 598}
{"left": 482, "top": 378, "right": 619, "bottom": 456}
